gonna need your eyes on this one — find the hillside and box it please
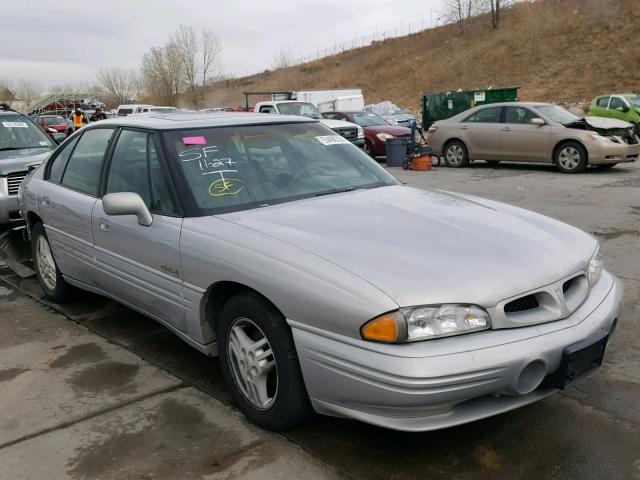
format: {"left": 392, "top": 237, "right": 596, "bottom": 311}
{"left": 202, "top": 0, "right": 640, "bottom": 115}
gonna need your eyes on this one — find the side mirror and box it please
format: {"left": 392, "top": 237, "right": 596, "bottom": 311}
{"left": 51, "top": 132, "right": 66, "bottom": 144}
{"left": 531, "top": 117, "right": 545, "bottom": 126}
{"left": 102, "top": 192, "right": 153, "bottom": 226}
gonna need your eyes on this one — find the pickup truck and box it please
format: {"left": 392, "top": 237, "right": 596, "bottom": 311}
{"left": 254, "top": 100, "right": 365, "bottom": 147}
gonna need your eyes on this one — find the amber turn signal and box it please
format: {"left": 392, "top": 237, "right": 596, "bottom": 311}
{"left": 361, "top": 314, "right": 400, "bottom": 343}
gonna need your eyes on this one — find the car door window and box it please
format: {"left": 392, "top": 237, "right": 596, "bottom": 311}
{"left": 106, "top": 129, "right": 177, "bottom": 215}
{"left": 464, "top": 107, "right": 502, "bottom": 123}
{"left": 259, "top": 106, "right": 276, "bottom": 113}
{"left": 61, "top": 128, "right": 113, "bottom": 196}
{"left": 596, "top": 97, "right": 610, "bottom": 108}
{"left": 609, "top": 97, "right": 626, "bottom": 110}
{"left": 324, "top": 113, "right": 342, "bottom": 120}
{"left": 47, "top": 135, "right": 79, "bottom": 183}
{"left": 505, "top": 107, "right": 537, "bottom": 124}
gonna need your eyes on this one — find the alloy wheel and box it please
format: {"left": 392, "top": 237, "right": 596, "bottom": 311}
{"left": 558, "top": 146, "right": 581, "bottom": 171}
{"left": 36, "top": 235, "right": 57, "bottom": 291}
{"left": 446, "top": 145, "right": 464, "bottom": 165}
{"left": 227, "top": 317, "right": 278, "bottom": 410}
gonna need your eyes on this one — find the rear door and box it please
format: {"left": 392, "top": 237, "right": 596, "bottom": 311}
{"left": 92, "top": 129, "right": 186, "bottom": 331}
{"left": 459, "top": 106, "right": 503, "bottom": 159}
{"left": 38, "top": 128, "right": 115, "bottom": 285}
{"left": 499, "top": 106, "right": 552, "bottom": 161}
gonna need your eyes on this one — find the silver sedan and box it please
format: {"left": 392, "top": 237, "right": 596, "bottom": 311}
{"left": 19, "top": 113, "right": 623, "bottom": 431}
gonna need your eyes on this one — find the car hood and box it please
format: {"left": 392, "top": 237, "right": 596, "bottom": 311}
{"left": 221, "top": 186, "right": 596, "bottom": 308}
{"left": 582, "top": 116, "right": 633, "bottom": 129}
{"left": 364, "top": 125, "right": 412, "bottom": 136}
{"left": 319, "top": 118, "right": 360, "bottom": 129}
{"left": 0, "top": 150, "right": 51, "bottom": 176}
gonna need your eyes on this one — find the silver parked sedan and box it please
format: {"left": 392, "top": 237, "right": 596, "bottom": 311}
{"left": 19, "top": 113, "right": 623, "bottom": 431}
{"left": 427, "top": 102, "right": 640, "bottom": 173}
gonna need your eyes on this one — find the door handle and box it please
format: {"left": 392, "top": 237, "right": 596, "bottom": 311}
{"left": 502, "top": 127, "right": 512, "bottom": 131}
{"left": 460, "top": 125, "right": 469, "bottom": 130}
{"left": 41, "top": 196, "right": 50, "bottom": 208}
{"left": 98, "top": 218, "right": 110, "bottom": 232}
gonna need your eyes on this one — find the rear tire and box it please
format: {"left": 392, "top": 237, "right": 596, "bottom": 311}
{"left": 364, "top": 140, "right": 375, "bottom": 158}
{"left": 31, "top": 222, "right": 72, "bottom": 302}
{"left": 217, "top": 291, "right": 312, "bottom": 430}
{"left": 444, "top": 140, "right": 470, "bottom": 167}
{"left": 555, "top": 141, "right": 588, "bottom": 173}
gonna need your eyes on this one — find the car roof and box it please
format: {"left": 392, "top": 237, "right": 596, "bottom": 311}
{"left": 82, "top": 112, "right": 318, "bottom": 130}
{"left": 474, "top": 102, "right": 553, "bottom": 108}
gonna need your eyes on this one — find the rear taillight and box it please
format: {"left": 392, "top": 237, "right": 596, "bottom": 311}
{"left": 427, "top": 126, "right": 438, "bottom": 135}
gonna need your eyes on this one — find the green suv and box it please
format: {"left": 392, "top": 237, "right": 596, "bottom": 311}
{"left": 588, "top": 94, "right": 640, "bottom": 133}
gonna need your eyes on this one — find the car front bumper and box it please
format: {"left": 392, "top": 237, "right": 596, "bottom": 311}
{"left": 586, "top": 140, "right": 640, "bottom": 164}
{"left": 289, "top": 271, "right": 623, "bottom": 431}
{"left": 0, "top": 180, "right": 20, "bottom": 224}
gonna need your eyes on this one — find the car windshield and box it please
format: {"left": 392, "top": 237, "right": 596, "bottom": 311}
{"left": 624, "top": 96, "right": 640, "bottom": 107}
{"left": 275, "top": 102, "right": 324, "bottom": 119}
{"left": 0, "top": 114, "right": 54, "bottom": 153}
{"left": 533, "top": 105, "right": 579, "bottom": 124}
{"left": 164, "top": 122, "right": 398, "bottom": 215}
{"left": 43, "top": 117, "right": 65, "bottom": 125}
{"left": 347, "top": 112, "right": 389, "bottom": 127}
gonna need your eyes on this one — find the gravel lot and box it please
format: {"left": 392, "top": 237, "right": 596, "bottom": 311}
{"left": 1, "top": 159, "right": 638, "bottom": 479}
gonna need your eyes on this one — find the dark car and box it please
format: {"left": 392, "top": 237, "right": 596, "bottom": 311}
{"left": 0, "top": 104, "right": 57, "bottom": 224}
{"left": 324, "top": 111, "right": 411, "bottom": 157}
{"left": 35, "top": 115, "right": 72, "bottom": 138}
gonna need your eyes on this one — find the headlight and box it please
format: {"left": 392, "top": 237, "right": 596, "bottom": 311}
{"left": 361, "top": 304, "right": 490, "bottom": 343}
{"left": 588, "top": 245, "right": 604, "bottom": 286}
{"left": 376, "top": 133, "right": 394, "bottom": 142}
{"left": 356, "top": 126, "right": 364, "bottom": 139}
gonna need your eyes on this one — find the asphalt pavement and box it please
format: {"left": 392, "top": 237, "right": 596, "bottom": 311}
{"left": 1, "top": 159, "right": 639, "bottom": 479}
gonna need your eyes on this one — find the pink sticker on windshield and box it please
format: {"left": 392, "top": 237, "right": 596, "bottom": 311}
{"left": 183, "top": 136, "right": 206, "bottom": 145}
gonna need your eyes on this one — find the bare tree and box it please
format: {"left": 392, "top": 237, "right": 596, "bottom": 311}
{"left": 443, "top": 0, "right": 477, "bottom": 31}
{"left": 173, "top": 25, "right": 199, "bottom": 106}
{"left": 272, "top": 48, "right": 295, "bottom": 70}
{"left": 97, "top": 68, "right": 138, "bottom": 105}
{"left": 13, "top": 78, "right": 42, "bottom": 108}
{"left": 0, "top": 78, "right": 15, "bottom": 101}
{"left": 488, "top": 0, "right": 501, "bottom": 28}
{"left": 201, "top": 28, "right": 221, "bottom": 86}
{"left": 141, "top": 42, "right": 184, "bottom": 105}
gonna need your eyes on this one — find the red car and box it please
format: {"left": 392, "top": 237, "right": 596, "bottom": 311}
{"left": 35, "top": 115, "right": 71, "bottom": 138}
{"left": 324, "top": 111, "right": 411, "bottom": 157}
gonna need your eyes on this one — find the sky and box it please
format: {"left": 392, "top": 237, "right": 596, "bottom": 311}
{"left": 0, "top": 0, "right": 444, "bottom": 90}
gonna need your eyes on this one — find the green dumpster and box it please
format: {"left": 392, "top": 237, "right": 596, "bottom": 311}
{"left": 421, "top": 87, "right": 519, "bottom": 128}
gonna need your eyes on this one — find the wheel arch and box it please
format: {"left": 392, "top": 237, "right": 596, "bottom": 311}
{"left": 203, "top": 280, "right": 285, "bottom": 334}
{"left": 26, "top": 211, "right": 43, "bottom": 239}
{"left": 443, "top": 137, "right": 470, "bottom": 158}
{"left": 552, "top": 139, "right": 588, "bottom": 165}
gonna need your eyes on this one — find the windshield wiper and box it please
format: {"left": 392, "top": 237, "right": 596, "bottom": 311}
{"left": 0, "top": 146, "right": 50, "bottom": 151}
{"left": 314, "top": 186, "right": 356, "bottom": 197}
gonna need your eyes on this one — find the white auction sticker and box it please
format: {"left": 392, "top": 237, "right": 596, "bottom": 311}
{"left": 2, "top": 121, "right": 28, "bottom": 128}
{"left": 315, "top": 135, "right": 350, "bottom": 145}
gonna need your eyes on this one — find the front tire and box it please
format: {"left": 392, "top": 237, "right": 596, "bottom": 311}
{"left": 31, "top": 222, "right": 72, "bottom": 302}
{"left": 444, "top": 140, "right": 470, "bottom": 167}
{"left": 555, "top": 141, "right": 587, "bottom": 173}
{"left": 364, "top": 140, "right": 375, "bottom": 158}
{"left": 217, "top": 291, "right": 312, "bottom": 430}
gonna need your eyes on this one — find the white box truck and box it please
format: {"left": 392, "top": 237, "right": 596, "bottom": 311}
{"left": 276, "top": 89, "right": 365, "bottom": 113}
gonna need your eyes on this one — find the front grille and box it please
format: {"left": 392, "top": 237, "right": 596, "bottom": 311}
{"left": 6, "top": 172, "right": 27, "bottom": 195}
{"left": 562, "top": 278, "right": 574, "bottom": 294}
{"left": 333, "top": 127, "right": 357, "bottom": 141}
{"left": 504, "top": 294, "right": 539, "bottom": 313}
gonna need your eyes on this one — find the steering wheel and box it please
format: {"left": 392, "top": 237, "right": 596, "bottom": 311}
{"left": 291, "top": 165, "right": 325, "bottom": 182}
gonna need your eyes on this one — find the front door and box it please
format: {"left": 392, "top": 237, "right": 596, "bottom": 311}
{"left": 92, "top": 129, "right": 185, "bottom": 331}
{"left": 38, "top": 128, "right": 115, "bottom": 285}
{"left": 499, "top": 106, "right": 552, "bottom": 161}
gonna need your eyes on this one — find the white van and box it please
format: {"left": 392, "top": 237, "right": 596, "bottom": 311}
{"left": 116, "top": 104, "right": 156, "bottom": 116}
